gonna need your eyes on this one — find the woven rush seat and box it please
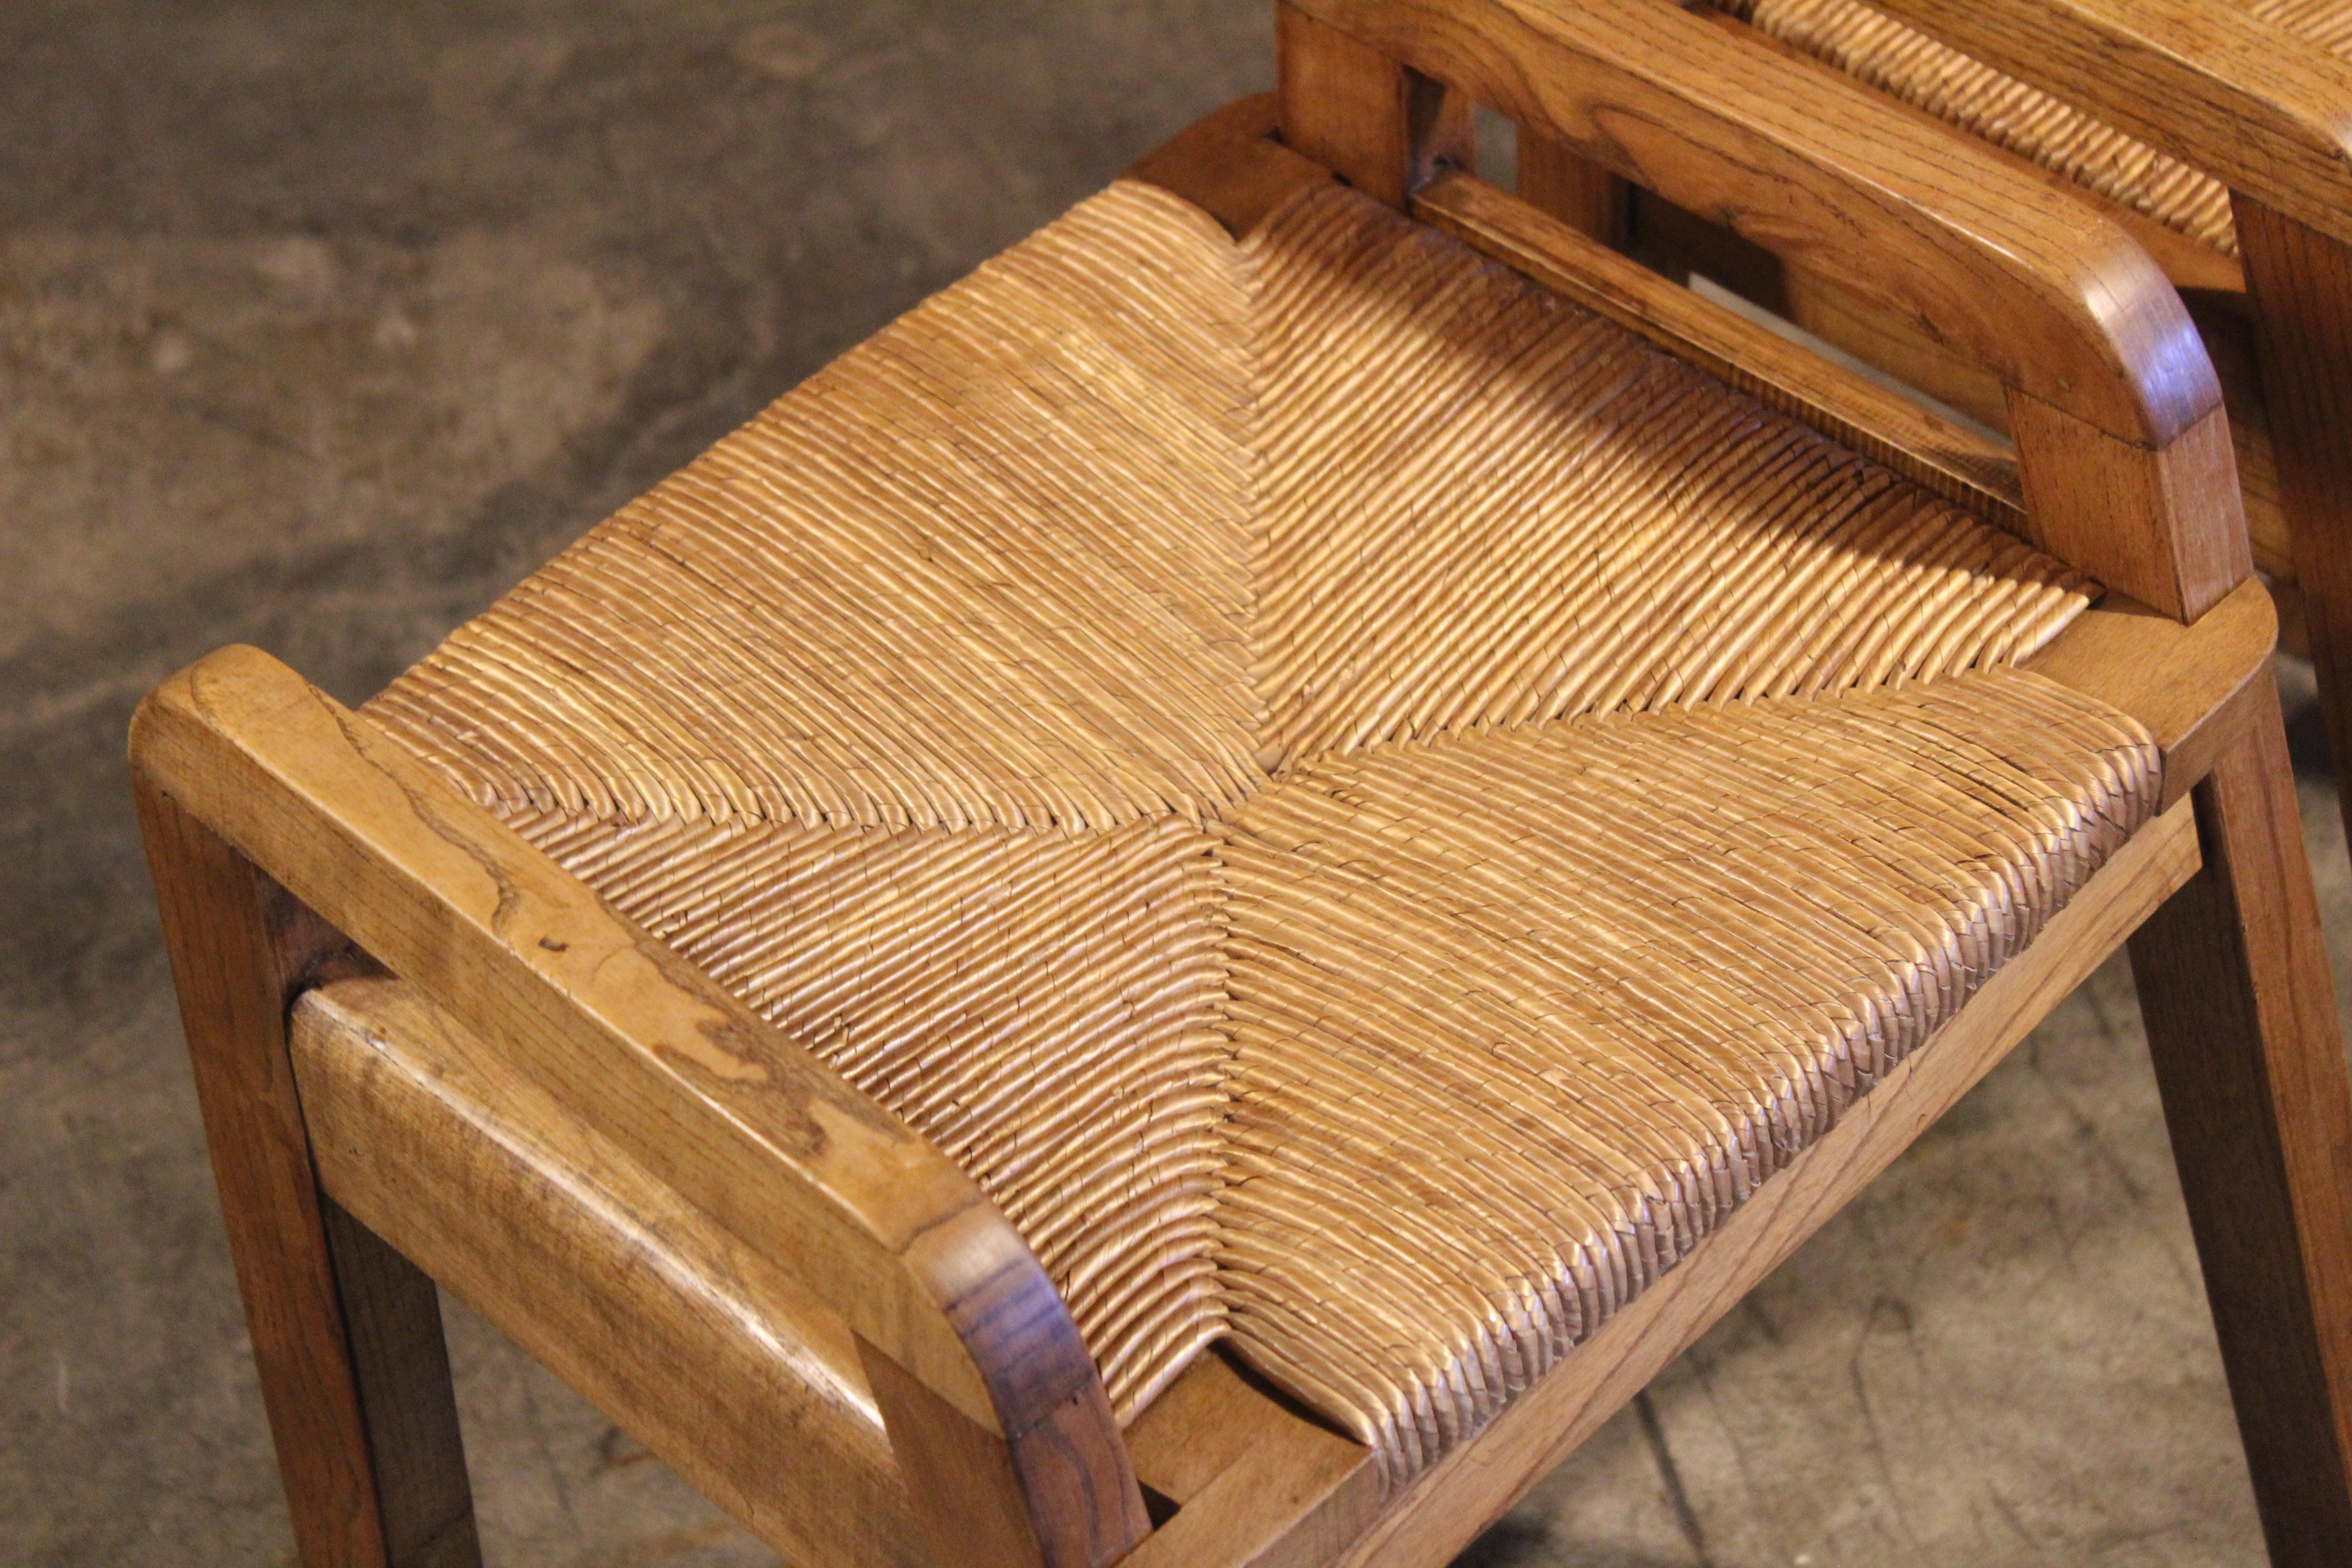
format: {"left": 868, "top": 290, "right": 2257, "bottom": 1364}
{"left": 365, "top": 173, "right": 2161, "bottom": 1488}
{"left": 1714, "top": 0, "right": 2352, "bottom": 260}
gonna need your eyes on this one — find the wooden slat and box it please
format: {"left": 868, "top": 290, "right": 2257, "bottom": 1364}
{"left": 1413, "top": 170, "right": 2027, "bottom": 530}
{"left": 1330, "top": 794, "right": 2202, "bottom": 1568}
{"left": 1281, "top": 0, "right": 2215, "bottom": 450}
{"left": 1514, "top": 126, "right": 1627, "bottom": 248}
{"left": 129, "top": 644, "right": 1147, "bottom": 1568}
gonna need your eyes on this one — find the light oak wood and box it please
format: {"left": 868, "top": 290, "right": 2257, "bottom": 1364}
{"left": 2130, "top": 688, "right": 2352, "bottom": 1567}
{"left": 1779, "top": 263, "right": 2009, "bottom": 432}
{"left": 1333, "top": 792, "right": 2203, "bottom": 1568}
{"left": 289, "top": 974, "right": 927, "bottom": 1568}
{"left": 1277, "top": 0, "right": 2213, "bottom": 446}
{"left": 130, "top": 646, "right": 1147, "bottom": 1568}
{"left": 134, "top": 779, "right": 476, "bottom": 1568}
{"left": 1275, "top": 4, "right": 1473, "bottom": 209}
{"left": 1706, "top": 3, "right": 2247, "bottom": 303}
{"left": 1127, "top": 95, "right": 1334, "bottom": 240}
{"left": 1276, "top": 0, "right": 2244, "bottom": 621}
{"left": 315, "top": 1200, "right": 479, "bottom": 1568}
{"left": 2028, "top": 576, "right": 2278, "bottom": 811}
{"left": 1863, "top": 0, "right": 2352, "bottom": 248}
{"left": 1680, "top": 2, "right": 2296, "bottom": 593}
{"left": 1122, "top": 1354, "right": 1380, "bottom": 1568}
{"left": 1414, "top": 169, "right": 2026, "bottom": 529}
{"left": 2004, "top": 392, "right": 2250, "bottom": 631}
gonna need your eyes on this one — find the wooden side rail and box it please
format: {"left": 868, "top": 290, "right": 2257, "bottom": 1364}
{"left": 289, "top": 974, "right": 929, "bottom": 1568}
{"left": 1858, "top": 0, "right": 2352, "bottom": 250}
{"left": 129, "top": 645, "right": 1149, "bottom": 1568}
{"left": 1274, "top": 0, "right": 2251, "bottom": 623}
{"left": 1412, "top": 169, "right": 2027, "bottom": 529}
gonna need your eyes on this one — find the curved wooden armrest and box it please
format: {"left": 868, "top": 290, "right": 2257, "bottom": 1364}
{"left": 129, "top": 644, "right": 1147, "bottom": 1568}
{"left": 1862, "top": 0, "right": 2352, "bottom": 250}
{"left": 1278, "top": 0, "right": 2252, "bottom": 622}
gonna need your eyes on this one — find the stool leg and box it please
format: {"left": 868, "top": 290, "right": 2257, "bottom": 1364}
{"left": 135, "top": 776, "right": 480, "bottom": 1568}
{"left": 2127, "top": 677, "right": 2352, "bottom": 1566}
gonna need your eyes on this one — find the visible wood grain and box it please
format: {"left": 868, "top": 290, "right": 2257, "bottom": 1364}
{"left": 2027, "top": 576, "right": 2277, "bottom": 809}
{"left": 1866, "top": 0, "right": 2352, "bottom": 248}
{"left": 133, "top": 778, "right": 476, "bottom": 1568}
{"left": 129, "top": 645, "right": 1147, "bottom": 1568}
{"left": 289, "top": 976, "right": 926, "bottom": 1568}
{"left": 2237, "top": 196, "right": 2352, "bottom": 861}
{"left": 1275, "top": 3, "right": 1474, "bottom": 208}
{"left": 1126, "top": 94, "right": 1333, "bottom": 241}
{"left": 862, "top": 1345, "right": 1053, "bottom": 1568}
{"left": 1121, "top": 1353, "right": 1379, "bottom": 1568}
{"left": 1414, "top": 171, "right": 2025, "bottom": 530}
{"left": 1779, "top": 265, "right": 2011, "bottom": 434}
{"left": 1705, "top": 2, "right": 2246, "bottom": 302}
{"left": 2128, "top": 685, "right": 2352, "bottom": 1567}
{"left": 1333, "top": 793, "right": 2203, "bottom": 1568}
{"left": 2004, "top": 390, "right": 2251, "bottom": 623}
{"left": 1515, "top": 126, "right": 1625, "bottom": 248}
{"left": 316, "top": 1201, "right": 479, "bottom": 1568}
{"left": 1280, "top": 0, "right": 2217, "bottom": 451}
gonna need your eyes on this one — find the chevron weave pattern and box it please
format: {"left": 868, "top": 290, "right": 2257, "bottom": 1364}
{"left": 367, "top": 176, "right": 2156, "bottom": 1482}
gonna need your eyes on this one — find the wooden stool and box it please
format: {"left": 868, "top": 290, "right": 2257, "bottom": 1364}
{"left": 132, "top": 3, "right": 2352, "bottom": 1565}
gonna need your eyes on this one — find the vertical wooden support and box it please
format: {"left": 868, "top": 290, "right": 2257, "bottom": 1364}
{"left": 2005, "top": 390, "right": 2250, "bottom": 625}
{"left": 1517, "top": 127, "right": 1627, "bottom": 247}
{"left": 134, "top": 776, "right": 480, "bottom": 1568}
{"left": 2235, "top": 196, "right": 2352, "bottom": 848}
{"left": 2127, "top": 685, "right": 2352, "bottom": 1566}
{"left": 1275, "top": 1, "right": 1473, "bottom": 208}
{"left": 320, "top": 1200, "right": 482, "bottom": 1568}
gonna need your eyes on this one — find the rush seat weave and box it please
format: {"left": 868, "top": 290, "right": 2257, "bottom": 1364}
{"left": 1715, "top": 0, "right": 2352, "bottom": 258}
{"left": 366, "top": 174, "right": 2156, "bottom": 1485}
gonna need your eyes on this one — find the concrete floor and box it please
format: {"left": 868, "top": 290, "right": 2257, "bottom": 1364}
{"left": 4, "top": 4, "right": 2347, "bottom": 1564}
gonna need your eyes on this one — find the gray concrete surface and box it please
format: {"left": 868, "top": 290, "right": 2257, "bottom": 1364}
{"left": 1, "top": 5, "right": 2343, "bottom": 1564}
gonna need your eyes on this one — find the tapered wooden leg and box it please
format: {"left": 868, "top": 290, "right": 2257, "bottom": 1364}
{"left": 134, "top": 775, "right": 480, "bottom": 1568}
{"left": 2127, "top": 683, "right": 2352, "bottom": 1566}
